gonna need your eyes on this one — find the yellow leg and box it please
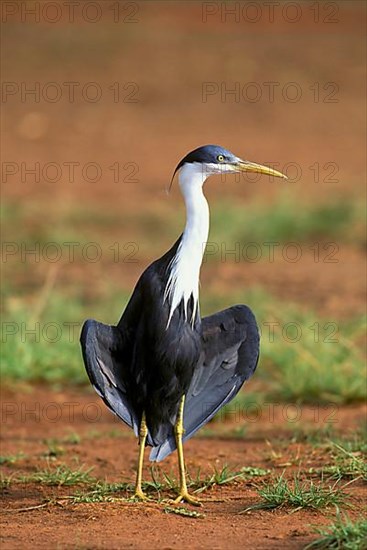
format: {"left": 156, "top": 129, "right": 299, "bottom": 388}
{"left": 133, "top": 412, "right": 149, "bottom": 500}
{"left": 172, "top": 395, "right": 201, "bottom": 506}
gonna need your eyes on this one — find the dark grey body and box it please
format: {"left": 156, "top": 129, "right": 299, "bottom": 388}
{"left": 80, "top": 236, "right": 260, "bottom": 461}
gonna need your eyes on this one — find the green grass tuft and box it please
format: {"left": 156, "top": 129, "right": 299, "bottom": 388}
{"left": 42, "top": 439, "right": 65, "bottom": 458}
{"left": 0, "top": 452, "right": 25, "bottom": 465}
{"left": 305, "top": 514, "right": 367, "bottom": 550}
{"left": 148, "top": 464, "right": 270, "bottom": 496}
{"left": 244, "top": 474, "right": 346, "bottom": 512}
{"left": 189, "top": 465, "right": 270, "bottom": 494}
{"left": 20, "top": 463, "right": 95, "bottom": 486}
{"left": 70, "top": 481, "right": 131, "bottom": 503}
{"left": 63, "top": 432, "right": 81, "bottom": 445}
{"left": 0, "top": 474, "right": 13, "bottom": 493}
{"left": 311, "top": 442, "right": 367, "bottom": 481}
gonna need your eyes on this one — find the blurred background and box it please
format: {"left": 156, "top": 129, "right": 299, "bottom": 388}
{"left": 1, "top": 1, "right": 366, "bottom": 407}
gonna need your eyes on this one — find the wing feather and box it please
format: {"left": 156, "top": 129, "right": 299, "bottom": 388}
{"left": 80, "top": 319, "right": 140, "bottom": 437}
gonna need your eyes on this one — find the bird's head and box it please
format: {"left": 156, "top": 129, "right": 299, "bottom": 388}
{"left": 171, "top": 144, "right": 287, "bottom": 189}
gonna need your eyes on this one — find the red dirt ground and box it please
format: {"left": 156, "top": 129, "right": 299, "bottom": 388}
{"left": 1, "top": 388, "right": 366, "bottom": 550}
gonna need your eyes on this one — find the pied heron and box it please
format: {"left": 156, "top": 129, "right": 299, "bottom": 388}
{"left": 80, "top": 145, "right": 287, "bottom": 505}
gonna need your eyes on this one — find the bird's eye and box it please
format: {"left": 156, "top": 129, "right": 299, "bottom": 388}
{"left": 217, "top": 155, "right": 225, "bottom": 162}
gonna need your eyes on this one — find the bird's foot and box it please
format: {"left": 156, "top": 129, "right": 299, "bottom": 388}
{"left": 172, "top": 490, "right": 202, "bottom": 507}
{"left": 132, "top": 488, "right": 150, "bottom": 502}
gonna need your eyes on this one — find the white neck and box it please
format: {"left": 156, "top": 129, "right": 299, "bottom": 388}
{"left": 164, "top": 163, "right": 210, "bottom": 326}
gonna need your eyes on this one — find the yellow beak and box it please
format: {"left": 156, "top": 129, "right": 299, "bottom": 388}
{"left": 235, "top": 160, "right": 288, "bottom": 180}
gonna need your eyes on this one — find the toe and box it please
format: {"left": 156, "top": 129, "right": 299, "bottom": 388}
{"left": 173, "top": 492, "right": 202, "bottom": 507}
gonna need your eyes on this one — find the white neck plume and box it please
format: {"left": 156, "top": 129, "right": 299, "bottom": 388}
{"left": 164, "top": 163, "right": 210, "bottom": 326}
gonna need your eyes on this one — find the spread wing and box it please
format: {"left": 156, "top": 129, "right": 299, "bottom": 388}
{"left": 149, "top": 304, "right": 260, "bottom": 461}
{"left": 80, "top": 319, "right": 140, "bottom": 437}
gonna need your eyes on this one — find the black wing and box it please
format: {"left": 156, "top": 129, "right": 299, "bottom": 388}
{"left": 149, "top": 304, "right": 260, "bottom": 461}
{"left": 80, "top": 319, "right": 140, "bottom": 436}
